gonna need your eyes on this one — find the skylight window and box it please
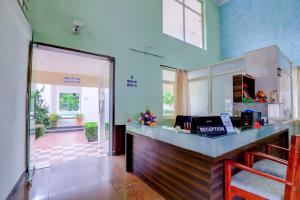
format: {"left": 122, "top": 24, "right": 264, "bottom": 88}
{"left": 163, "top": 0, "right": 205, "bottom": 48}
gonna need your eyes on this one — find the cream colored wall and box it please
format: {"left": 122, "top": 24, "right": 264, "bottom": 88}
{"left": 32, "top": 70, "right": 109, "bottom": 88}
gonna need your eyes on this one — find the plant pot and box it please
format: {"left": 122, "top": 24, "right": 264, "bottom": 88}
{"left": 50, "top": 121, "right": 58, "bottom": 128}
{"left": 35, "top": 124, "right": 45, "bottom": 140}
{"left": 76, "top": 118, "right": 83, "bottom": 126}
{"left": 49, "top": 113, "right": 60, "bottom": 128}
{"left": 84, "top": 122, "right": 98, "bottom": 142}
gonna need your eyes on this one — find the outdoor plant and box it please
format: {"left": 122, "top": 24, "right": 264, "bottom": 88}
{"left": 84, "top": 122, "right": 98, "bottom": 142}
{"left": 31, "top": 87, "right": 50, "bottom": 139}
{"left": 32, "top": 87, "right": 50, "bottom": 128}
{"left": 105, "top": 122, "right": 110, "bottom": 140}
{"left": 49, "top": 113, "right": 60, "bottom": 128}
{"left": 35, "top": 124, "right": 45, "bottom": 139}
{"left": 163, "top": 92, "right": 175, "bottom": 106}
{"left": 163, "top": 92, "right": 175, "bottom": 116}
{"left": 76, "top": 113, "right": 84, "bottom": 126}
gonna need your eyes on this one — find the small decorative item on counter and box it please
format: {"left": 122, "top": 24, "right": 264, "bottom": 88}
{"left": 242, "top": 83, "right": 254, "bottom": 103}
{"left": 127, "top": 118, "right": 132, "bottom": 123}
{"left": 242, "top": 97, "right": 254, "bottom": 103}
{"left": 138, "top": 108, "right": 157, "bottom": 127}
{"left": 175, "top": 125, "right": 181, "bottom": 132}
{"left": 255, "top": 90, "right": 267, "bottom": 103}
{"left": 254, "top": 121, "right": 261, "bottom": 129}
{"left": 270, "top": 90, "right": 278, "bottom": 103}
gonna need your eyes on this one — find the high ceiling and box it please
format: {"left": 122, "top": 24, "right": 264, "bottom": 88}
{"left": 32, "top": 47, "right": 110, "bottom": 76}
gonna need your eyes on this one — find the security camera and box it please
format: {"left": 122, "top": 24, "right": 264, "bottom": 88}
{"left": 72, "top": 20, "right": 84, "bottom": 34}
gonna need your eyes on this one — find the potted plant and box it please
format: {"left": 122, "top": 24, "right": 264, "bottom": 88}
{"left": 33, "top": 87, "right": 49, "bottom": 140}
{"left": 35, "top": 124, "right": 45, "bottom": 139}
{"left": 33, "top": 88, "right": 50, "bottom": 128}
{"left": 76, "top": 113, "right": 84, "bottom": 126}
{"left": 84, "top": 122, "right": 98, "bottom": 142}
{"left": 49, "top": 113, "right": 60, "bottom": 128}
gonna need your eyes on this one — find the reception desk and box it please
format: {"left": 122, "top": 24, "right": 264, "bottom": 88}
{"left": 125, "top": 122, "right": 293, "bottom": 200}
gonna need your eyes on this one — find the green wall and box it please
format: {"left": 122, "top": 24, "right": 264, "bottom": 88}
{"left": 27, "top": 0, "right": 221, "bottom": 125}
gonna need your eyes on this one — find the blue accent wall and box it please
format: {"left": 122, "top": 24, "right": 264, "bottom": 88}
{"left": 220, "top": 0, "right": 300, "bottom": 65}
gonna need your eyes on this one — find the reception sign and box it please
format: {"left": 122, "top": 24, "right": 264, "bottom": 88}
{"left": 197, "top": 125, "right": 227, "bottom": 137}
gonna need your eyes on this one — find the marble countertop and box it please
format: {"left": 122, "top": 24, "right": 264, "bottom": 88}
{"left": 126, "top": 121, "right": 298, "bottom": 158}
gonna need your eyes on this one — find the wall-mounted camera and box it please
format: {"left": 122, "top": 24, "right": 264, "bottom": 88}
{"left": 72, "top": 20, "right": 84, "bottom": 35}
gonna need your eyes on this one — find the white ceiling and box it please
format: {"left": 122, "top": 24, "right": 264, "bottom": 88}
{"left": 33, "top": 48, "right": 110, "bottom": 76}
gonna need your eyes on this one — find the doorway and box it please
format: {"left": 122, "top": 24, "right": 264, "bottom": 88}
{"left": 27, "top": 43, "right": 114, "bottom": 170}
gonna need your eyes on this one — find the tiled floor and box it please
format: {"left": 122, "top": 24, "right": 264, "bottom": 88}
{"left": 30, "top": 131, "right": 90, "bottom": 149}
{"left": 30, "top": 131, "right": 108, "bottom": 169}
{"left": 12, "top": 156, "right": 165, "bottom": 200}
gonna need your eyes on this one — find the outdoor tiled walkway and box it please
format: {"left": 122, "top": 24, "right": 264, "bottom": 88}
{"left": 30, "top": 131, "right": 108, "bottom": 169}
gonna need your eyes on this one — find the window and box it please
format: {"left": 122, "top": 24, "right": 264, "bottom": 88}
{"left": 189, "top": 79, "right": 209, "bottom": 115}
{"left": 163, "top": 68, "right": 176, "bottom": 117}
{"left": 59, "top": 93, "right": 80, "bottom": 112}
{"left": 163, "top": 0, "right": 204, "bottom": 48}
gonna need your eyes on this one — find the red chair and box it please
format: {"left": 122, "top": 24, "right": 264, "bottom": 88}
{"left": 266, "top": 144, "right": 290, "bottom": 156}
{"left": 244, "top": 144, "right": 290, "bottom": 179}
{"left": 224, "top": 135, "right": 300, "bottom": 200}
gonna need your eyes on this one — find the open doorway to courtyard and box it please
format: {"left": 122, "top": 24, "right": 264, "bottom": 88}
{"left": 29, "top": 44, "right": 112, "bottom": 169}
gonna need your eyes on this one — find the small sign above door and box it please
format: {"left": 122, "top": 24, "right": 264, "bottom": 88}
{"left": 64, "top": 77, "right": 81, "bottom": 84}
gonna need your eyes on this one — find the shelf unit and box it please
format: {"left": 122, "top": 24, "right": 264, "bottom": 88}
{"left": 233, "top": 74, "right": 255, "bottom": 103}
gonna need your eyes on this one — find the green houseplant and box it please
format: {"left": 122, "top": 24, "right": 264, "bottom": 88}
{"left": 76, "top": 113, "right": 84, "bottom": 126}
{"left": 33, "top": 88, "right": 50, "bottom": 127}
{"left": 105, "top": 122, "right": 110, "bottom": 140}
{"left": 49, "top": 113, "right": 60, "bottom": 128}
{"left": 35, "top": 124, "right": 45, "bottom": 139}
{"left": 84, "top": 122, "right": 98, "bottom": 142}
{"left": 32, "top": 87, "right": 50, "bottom": 139}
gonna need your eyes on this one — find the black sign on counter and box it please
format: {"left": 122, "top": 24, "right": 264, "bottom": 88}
{"left": 197, "top": 125, "right": 227, "bottom": 137}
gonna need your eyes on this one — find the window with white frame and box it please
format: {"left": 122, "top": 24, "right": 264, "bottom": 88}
{"left": 163, "top": 0, "right": 204, "bottom": 48}
{"left": 59, "top": 93, "right": 80, "bottom": 113}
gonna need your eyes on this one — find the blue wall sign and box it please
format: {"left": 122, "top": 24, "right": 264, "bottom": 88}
{"left": 64, "top": 77, "right": 81, "bottom": 84}
{"left": 127, "top": 75, "right": 137, "bottom": 87}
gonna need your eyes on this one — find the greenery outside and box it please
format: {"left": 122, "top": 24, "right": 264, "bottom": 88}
{"left": 31, "top": 88, "right": 49, "bottom": 139}
{"left": 59, "top": 93, "right": 80, "bottom": 112}
{"left": 163, "top": 92, "right": 175, "bottom": 116}
{"left": 163, "top": 92, "right": 175, "bottom": 106}
{"left": 76, "top": 113, "right": 84, "bottom": 119}
{"left": 35, "top": 124, "right": 45, "bottom": 140}
{"left": 105, "top": 122, "right": 110, "bottom": 140}
{"left": 33, "top": 88, "right": 50, "bottom": 127}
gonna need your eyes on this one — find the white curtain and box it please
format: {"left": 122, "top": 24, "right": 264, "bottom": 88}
{"left": 174, "top": 69, "right": 189, "bottom": 116}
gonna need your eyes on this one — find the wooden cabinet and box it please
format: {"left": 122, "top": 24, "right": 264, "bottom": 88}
{"left": 233, "top": 74, "right": 255, "bottom": 103}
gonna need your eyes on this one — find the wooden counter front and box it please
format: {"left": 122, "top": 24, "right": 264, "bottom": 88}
{"left": 126, "top": 129, "right": 289, "bottom": 200}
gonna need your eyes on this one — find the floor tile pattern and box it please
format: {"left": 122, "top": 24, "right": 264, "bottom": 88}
{"left": 31, "top": 142, "right": 108, "bottom": 169}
